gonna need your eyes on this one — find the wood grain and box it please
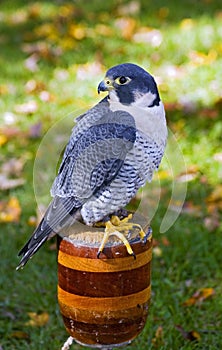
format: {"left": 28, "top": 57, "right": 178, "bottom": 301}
{"left": 57, "top": 217, "right": 152, "bottom": 347}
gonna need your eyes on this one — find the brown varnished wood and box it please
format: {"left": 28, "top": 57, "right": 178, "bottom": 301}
{"left": 58, "top": 245, "right": 152, "bottom": 272}
{"left": 57, "top": 215, "right": 152, "bottom": 346}
{"left": 58, "top": 233, "right": 152, "bottom": 259}
{"left": 62, "top": 315, "right": 147, "bottom": 345}
{"left": 59, "top": 299, "right": 149, "bottom": 324}
{"left": 58, "top": 285, "right": 151, "bottom": 311}
{"left": 58, "top": 262, "right": 151, "bottom": 297}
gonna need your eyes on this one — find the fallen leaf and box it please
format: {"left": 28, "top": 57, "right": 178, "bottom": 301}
{"left": 189, "top": 49, "right": 217, "bottom": 66}
{"left": 0, "top": 174, "right": 25, "bottom": 190}
{"left": 0, "top": 157, "right": 26, "bottom": 190}
{"left": 10, "top": 331, "right": 30, "bottom": 340}
{"left": 25, "top": 312, "right": 49, "bottom": 327}
{"left": 27, "top": 216, "right": 37, "bottom": 226}
{"left": 206, "top": 185, "right": 222, "bottom": 213}
{"left": 27, "top": 3, "right": 42, "bottom": 19}
{"left": 175, "top": 325, "right": 201, "bottom": 341}
{"left": 14, "top": 100, "right": 38, "bottom": 114}
{"left": 183, "top": 288, "right": 215, "bottom": 306}
{"left": 152, "top": 238, "right": 160, "bottom": 247}
{"left": 22, "top": 42, "right": 62, "bottom": 61}
{"left": 0, "top": 197, "right": 22, "bottom": 223}
{"left": 117, "top": 1, "right": 140, "bottom": 16}
{"left": 152, "top": 325, "right": 164, "bottom": 347}
{"left": 133, "top": 27, "right": 163, "bottom": 47}
{"left": 69, "top": 24, "right": 86, "bottom": 40}
{"left": 115, "top": 17, "right": 137, "bottom": 40}
{"left": 0, "top": 84, "right": 9, "bottom": 95}
{"left": 0, "top": 134, "right": 8, "bottom": 146}
{"left": 1, "top": 157, "right": 25, "bottom": 176}
{"left": 206, "top": 185, "right": 222, "bottom": 203}
{"left": 176, "top": 165, "right": 200, "bottom": 183}
{"left": 25, "top": 79, "right": 46, "bottom": 94}
{"left": 161, "top": 236, "right": 170, "bottom": 246}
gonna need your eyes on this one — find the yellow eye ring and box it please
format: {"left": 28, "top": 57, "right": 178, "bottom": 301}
{"left": 115, "top": 76, "right": 131, "bottom": 85}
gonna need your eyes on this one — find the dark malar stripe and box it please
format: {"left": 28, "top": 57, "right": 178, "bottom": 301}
{"left": 58, "top": 262, "right": 151, "bottom": 297}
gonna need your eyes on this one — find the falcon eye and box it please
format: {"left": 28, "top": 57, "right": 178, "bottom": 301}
{"left": 119, "top": 76, "right": 127, "bottom": 84}
{"left": 115, "top": 76, "right": 131, "bottom": 85}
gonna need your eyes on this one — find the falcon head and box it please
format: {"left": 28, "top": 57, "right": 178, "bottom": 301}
{"left": 98, "top": 63, "right": 160, "bottom": 107}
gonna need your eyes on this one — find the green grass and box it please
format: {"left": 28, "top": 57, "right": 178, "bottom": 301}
{"left": 1, "top": 1, "right": 222, "bottom": 349}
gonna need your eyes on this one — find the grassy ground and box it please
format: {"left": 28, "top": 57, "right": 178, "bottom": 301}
{"left": 1, "top": 1, "right": 222, "bottom": 349}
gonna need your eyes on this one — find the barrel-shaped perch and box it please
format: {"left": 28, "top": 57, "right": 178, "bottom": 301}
{"left": 57, "top": 214, "right": 152, "bottom": 348}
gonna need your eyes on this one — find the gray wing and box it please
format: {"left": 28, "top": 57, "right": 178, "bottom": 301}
{"left": 51, "top": 108, "right": 136, "bottom": 199}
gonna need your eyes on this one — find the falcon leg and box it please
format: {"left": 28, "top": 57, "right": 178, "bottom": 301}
{"left": 111, "top": 214, "right": 146, "bottom": 241}
{"left": 97, "top": 213, "right": 146, "bottom": 258}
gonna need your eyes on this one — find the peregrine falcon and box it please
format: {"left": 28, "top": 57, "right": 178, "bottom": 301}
{"left": 17, "top": 63, "right": 167, "bottom": 269}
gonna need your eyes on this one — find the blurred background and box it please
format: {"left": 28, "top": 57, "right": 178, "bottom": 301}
{"left": 0, "top": 1, "right": 222, "bottom": 349}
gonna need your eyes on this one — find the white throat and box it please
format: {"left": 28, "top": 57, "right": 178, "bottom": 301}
{"left": 108, "top": 95, "right": 167, "bottom": 145}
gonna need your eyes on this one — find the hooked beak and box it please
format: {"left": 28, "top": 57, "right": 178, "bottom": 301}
{"left": 97, "top": 78, "right": 113, "bottom": 94}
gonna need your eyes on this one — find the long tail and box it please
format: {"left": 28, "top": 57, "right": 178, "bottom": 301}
{"left": 17, "top": 196, "right": 80, "bottom": 269}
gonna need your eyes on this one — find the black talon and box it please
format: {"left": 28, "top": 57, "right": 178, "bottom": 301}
{"left": 97, "top": 251, "right": 101, "bottom": 259}
{"left": 132, "top": 252, "right": 136, "bottom": 260}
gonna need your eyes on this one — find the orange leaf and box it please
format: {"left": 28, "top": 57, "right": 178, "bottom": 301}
{"left": 27, "top": 216, "right": 37, "bottom": 227}
{"left": 189, "top": 49, "right": 217, "bottom": 66}
{"left": 0, "top": 134, "right": 8, "bottom": 146}
{"left": 10, "top": 331, "right": 30, "bottom": 339}
{"left": 115, "top": 17, "right": 136, "bottom": 40}
{"left": 69, "top": 24, "right": 86, "bottom": 40}
{"left": 161, "top": 236, "right": 170, "bottom": 246}
{"left": 206, "top": 185, "right": 222, "bottom": 203}
{"left": 183, "top": 288, "right": 215, "bottom": 306}
{"left": 25, "top": 312, "right": 49, "bottom": 327}
{"left": 152, "top": 326, "right": 164, "bottom": 347}
{"left": 0, "top": 197, "right": 21, "bottom": 223}
{"left": 175, "top": 325, "right": 201, "bottom": 341}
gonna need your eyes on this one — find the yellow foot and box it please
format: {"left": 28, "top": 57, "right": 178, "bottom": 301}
{"left": 97, "top": 213, "right": 146, "bottom": 259}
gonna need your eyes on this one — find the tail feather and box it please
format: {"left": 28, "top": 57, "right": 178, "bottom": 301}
{"left": 17, "top": 196, "right": 80, "bottom": 269}
{"left": 16, "top": 219, "right": 52, "bottom": 270}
